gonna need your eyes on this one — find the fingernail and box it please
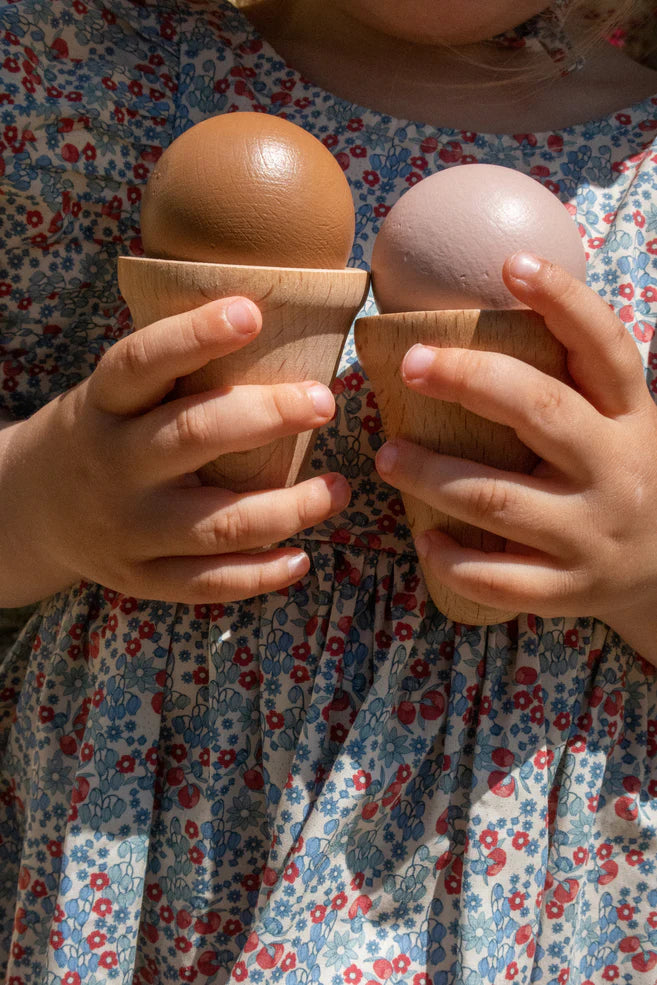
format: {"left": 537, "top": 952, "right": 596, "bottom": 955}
{"left": 226, "top": 298, "right": 259, "bottom": 334}
{"left": 305, "top": 382, "right": 334, "bottom": 418}
{"left": 508, "top": 251, "right": 542, "bottom": 281}
{"left": 287, "top": 552, "right": 310, "bottom": 579}
{"left": 326, "top": 473, "right": 351, "bottom": 509}
{"left": 403, "top": 344, "right": 434, "bottom": 382}
{"left": 376, "top": 442, "right": 398, "bottom": 474}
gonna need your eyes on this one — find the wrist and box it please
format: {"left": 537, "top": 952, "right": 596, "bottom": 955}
{"left": 596, "top": 600, "right": 657, "bottom": 669}
{"left": 0, "top": 416, "right": 78, "bottom": 606}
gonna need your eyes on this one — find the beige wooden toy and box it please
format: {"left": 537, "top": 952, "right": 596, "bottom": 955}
{"left": 355, "top": 307, "right": 569, "bottom": 625}
{"left": 118, "top": 256, "right": 369, "bottom": 491}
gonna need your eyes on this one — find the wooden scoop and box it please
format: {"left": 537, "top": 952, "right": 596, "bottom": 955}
{"left": 119, "top": 256, "right": 369, "bottom": 491}
{"left": 355, "top": 307, "right": 569, "bottom": 626}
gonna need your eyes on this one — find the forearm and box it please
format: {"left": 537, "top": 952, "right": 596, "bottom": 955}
{"left": 0, "top": 415, "right": 78, "bottom": 606}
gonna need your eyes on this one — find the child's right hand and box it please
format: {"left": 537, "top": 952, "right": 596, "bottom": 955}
{"left": 0, "top": 296, "right": 351, "bottom": 606}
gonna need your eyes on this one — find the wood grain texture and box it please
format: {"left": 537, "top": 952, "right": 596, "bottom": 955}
{"left": 118, "top": 256, "right": 369, "bottom": 490}
{"left": 355, "top": 308, "right": 569, "bottom": 626}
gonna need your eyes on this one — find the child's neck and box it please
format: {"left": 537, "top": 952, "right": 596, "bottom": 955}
{"left": 242, "top": 0, "right": 657, "bottom": 133}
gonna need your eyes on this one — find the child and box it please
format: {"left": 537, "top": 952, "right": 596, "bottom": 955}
{"left": 0, "top": 0, "right": 656, "bottom": 981}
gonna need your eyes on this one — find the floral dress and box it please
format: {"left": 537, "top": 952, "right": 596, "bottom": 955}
{"left": 1, "top": 1, "right": 657, "bottom": 983}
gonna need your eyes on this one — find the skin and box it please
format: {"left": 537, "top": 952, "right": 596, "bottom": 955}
{"left": 3, "top": 2, "right": 657, "bottom": 662}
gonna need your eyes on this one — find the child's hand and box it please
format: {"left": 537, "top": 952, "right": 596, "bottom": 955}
{"left": 375, "top": 253, "right": 657, "bottom": 659}
{"left": 2, "top": 297, "right": 350, "bottom": 605}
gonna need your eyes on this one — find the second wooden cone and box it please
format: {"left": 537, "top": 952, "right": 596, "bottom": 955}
{"left": 119, "top": 256, "right": 369, "bottom": 490}
{"left": 354, "top": 308, "right": 569, "bottom": 626}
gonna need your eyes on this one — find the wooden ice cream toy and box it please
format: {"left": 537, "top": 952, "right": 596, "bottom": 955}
{"left": 355, "top": 164, "right": 587, "bottom": 626}
{"left": 118, "top": 112, "right": 369, "bottom": 493}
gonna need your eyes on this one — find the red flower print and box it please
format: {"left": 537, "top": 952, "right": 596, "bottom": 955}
{"left": 344, "top": 372, "right": 364, "bottom": 391}
{"left": 117, "top": 755, "right": 135, "bottom": 773}
{"left": 546, "top": 900, "right": 564, "bottom": 919}
{"left": 572, "top": 847, "right": 588, "bottom": 865}
{"left": 509, "top": 892, "right": 526, "bottom": 910}
{"left": 505, "top": 962, "right": 519, "bottom": 980}
{"left": 217, "top": 749, "right": 236, "bottom": 768}
{"left": 90, "top": 872, "right": 110, "bottom": 890}
{"left": 266, "top": 710, "right": 284, "bottom": 730}
{"left": 283, "top": 862, "right": 299, "bottom": 883}
{"left": 344, "top": 965, "right": 362, "bottom": 984}
{"left": 50, "top": 931, "right": 64, "bottom": 949}
{"left": 192, "top": 666, "right": 209, "bottom": 685}
{"left": 92, "top": 897, "right": 112, "bottom": 917}
{"left": 179, "top": 967, "right": 197, "bottom": 982}
{"left": 238, "top": 670, "right": 258, "bottom": 690}
{"left": 393, "top": 955, "right": 410, "bottom": 973}
{"left": 98, "top": 951, "right": 118, "bottom": 969}
{"left": 234, "top": 646, "right": 253, "bottom": 666}
{"left": 394, "top": 622, "right": 413, "bottom": 641}
{"left": 87, "top": 930, "right": 107, "bottom": 950}
{"left": 353, "top": 769, "right": 371, "bottom": 791}
{"left": 616, "top": 904, "right": 634, "bottom": 921}
{"left": 310, "top": 904, "right": 327, "bottom": 923}
{"left": 281, "top": 952, "right": 297, "bottom": 971}
{"left": 332, "top": 892, "right": 348, "bottom": 909}
{"left": 479, "top": 828, "right": 498, "bottom": 850}
{"left": 633, "top": 210, "right": 645, "bottom": 228}
{"left": 233, "top": 963, "right": 248, "bottom": 981}
{"left": 363, "top": 170, "right": 380, "bottom": 187}
{"left": 62, "top": 974, "right": 81, "bottom": 985}
{"left": 602, "top": 966, "right": 619, "bottom": 981}
{"left": 189, "top": 847, "right": 204, "bottom": 864}
{"left": 626, "top": 848, "right": 645, "bottom": 866}
{"left": 330, "top": 722, "right": 349, "bottom": 743}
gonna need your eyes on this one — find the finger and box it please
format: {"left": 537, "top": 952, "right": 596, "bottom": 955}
{"left": 401, "top": 343, "right": 599, "bottom": 478}
{"left": 90, "top": 296, "right": 262, "bottom": 416}
{"left": 503, "top": 252, "right": 646, "bottom": 417}
{"left": 137, "top": 474, "right": 351, "bottom": 557}
{"left": 415, "top": 528, "right": 586, "bottom": 617}
{"left": 376, "top": 439, "right": 573, "bottom": 554}
{"left": 129, "top": 381, "right": 335, "bottom": 480}
{"left": 133, "top": 548, "right": 313, "bottom": 604}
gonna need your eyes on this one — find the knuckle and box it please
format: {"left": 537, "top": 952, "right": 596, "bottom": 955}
{"left": 472, "top": 479, "right": 512, "bottom": 523}
{"left": 540, "top": 260, "right": 578, "bottom": 305}
{"left": 182, "top": 303, "right": 216, "bottom": 352}
{"left": 211, "top": 502, "right": 253, "bottom": 550}
{"left": 175, "top": 404, "right": 213, "bottom": 449}
{"left": 266, "top": 386, "right": 294, "bottom": 430}
{"left": 295, "top": 481, "right": 330, "bottom": 530}
{"left": 116, "top": 330, "right": 151, "bottom": 382}
{"left": 531, "top": 380, "right": 563, "bottom": 426}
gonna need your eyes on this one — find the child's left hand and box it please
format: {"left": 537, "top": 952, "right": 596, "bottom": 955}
{"left": 375, "top": 252, "right": 657, "bottom": 662}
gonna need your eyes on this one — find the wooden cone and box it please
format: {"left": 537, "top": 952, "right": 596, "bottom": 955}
{"left": 118, "top": 256, "right": 369, "bottom": 490}
{"left": 354, "top": 308, "right": 569, "bottom": 626}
